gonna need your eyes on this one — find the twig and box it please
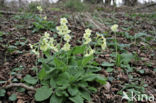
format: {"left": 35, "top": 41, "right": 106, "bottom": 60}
{"left": 3, "top": 83, "right": 36, "bottom": 91}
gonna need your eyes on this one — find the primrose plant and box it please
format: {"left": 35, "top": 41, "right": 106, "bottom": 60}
{"left": 30, "top": 18, "right": 107, "bottom": 103}
{"left": 111, "top": 24, "right": 120, "bottom": 66}
{"left": 32, "top": 6, "right": 56, "bottom": 33}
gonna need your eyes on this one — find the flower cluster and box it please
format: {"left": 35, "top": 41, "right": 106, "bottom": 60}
{"left": 83, "top": 29, "right": 92, "bottom": 44}
{"left": 29, "top": 44, "right": 39, "bottom": 57}
{"left": 37, "top": 6, "right": 43, "bottom": 12}
{"left": 111, "top": 24, "right": 118, "bottom": 32}
{"left": 40, "top": 32, "right": 58, "bottom": 52}
{"left": 56, "top": 18, "right": 71, "bottom": 36}
{"left": 29, "top": 17, "right": 108, "bottom": 57}
{"left": 56, "top": 18, "right": 72, "bottom": 51}
{"left": 85, "top": 48, "right": 95, "bottom": 57}
{"left": 96, "top": 33, "right": 107, "bottom": 50}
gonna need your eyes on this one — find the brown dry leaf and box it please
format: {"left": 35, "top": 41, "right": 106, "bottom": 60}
{"left": 105, "top": 54, "right": 110, "bottom": 57}
{"left": 17, "top": 99, "right": 24, "bottom": 103}
{"left": 103, "top": 82, "right": 111, "bottom": 92}
{"left": 117, "top": 67, "right": 122, "bottom": 72}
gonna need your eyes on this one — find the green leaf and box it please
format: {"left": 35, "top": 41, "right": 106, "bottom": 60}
{"left": 24, "top": 75, "right": 38, "bottom": 85}
{"left": 82, "top": 55, "right": 93, "bottom": 67}
{"left": 87, "top": 66, "right": 101, "bottom": 72}
{"left": 121, "top": 53, "right": 134, "bottom": 64}
{"left": 9, "top": 94, "right": 17, "bottom": 101}
{"left": 68, "top": 86, "right": 79, "bottom": 96}
{"left": 88, "top": 87, "right": 97, "bottom": 93}
{"left": 56, "top": 72, "right": 70, "bottom": 87}
{"left": 135, "top": 32, "right": 147, "bottom": 39}
{"left": 78, "top": 82, "right": 88, "bottom": 88}
{"left": 138, "top": 70, "right": 144, "bottom": 74}
{"left": 55, "top": 89, "right": 64, "bottom": 96}
{"left": 50, "top": 78, "right": 57, "bottom": 89}
{"left": 72, "top": 45, "right": 86, "bottom": 55}
{"left": 35, "top": 86, "right": 52, "bottom": 101}
{"left": 55, "top": 89, "right": 69, "bottom": 97}
{"left": 95, "top": 75, "right": 107, "bottom": 85}
{"left": 80, "top": 90, "right": 91, "bottom": 101}
{"left": 50, "top": 94, "right": 63, "bottom": 103}
{"left": 69, "top": 95, "right": 84, "bottom": 103}
{"left": 101, "top": 62, "right": 114, "bottom": 67}
{"left": 0, "top": 32, "right": 4, "bottom": 36}
{"left": 0, "top": 81, "right": 6, "bottom": 84}
{"left": 38, "top": 68, "right": 46, "bottom": 81}
{"left": 0, "top": 89, "right": 6, "bottom": 97}
{"left": 54, "top": 57, "right": 67, "bottom": 71}
{"left": 82, "top": 73, "right": 97, "bottom": 81}
{"left": 106, "top": 68, "right": 114, "bottom": 72}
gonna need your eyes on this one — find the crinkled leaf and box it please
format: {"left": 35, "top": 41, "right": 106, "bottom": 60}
{"left": 101, "top": 62, "right": 114, "bottom": 67}
{"left": 121, "top": 53, "right": 134, "bottom": 64}
{"left": 9, "top": 94, "right": 17, "bottom": 101}
{"left": 88, "top": 87, "right": 97, "bottom": 93}
{"left": 35, "top": 86, "right": 52, "bottom": 101}
{"left": 106, "top": 68, "right": 114, "bottom": 72}
{"left": 0, "top": 89, "right": 6, "bottom": 97}
{"left": 50, "top": 78, "right": 56, "bottom": 89}
{"left": 96, "top": 75, "right": 107, "bottom": 85}
{"left": 69, "top": 95, "right": 84, "bottom": 103}
{"left": 24, "top": 75, "right": 38, "bottom": 85}
{"left": 50, "top": 94, "right": 63, "bottom": 103}
{"left": 82, "top": 55, "right": 93, "bottom": 67}
{"left": 56, "top": 72, "right": 70, "bottom": 86}
{"left": 68, "top": 86, "right": 79, "bottom": 96}
{"left": 38, "top": 68, "right": 46, "bottom": 81}
{"left": 54, "top": 57, "right": 67, "bottom": 71}
{"left": 135, "top": 32, "right": 147, "bottom": 39}
{"left": 82, "top": 73, "right": 97, "bottom": 81}
{"left": 56, "top": 89, "right": 68, "bottom": 97}
{"left": 80, "top": 90, "right": 91, "bottom": 101}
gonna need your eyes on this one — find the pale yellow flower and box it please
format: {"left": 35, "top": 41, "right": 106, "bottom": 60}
{"left": 84, "top": 38, "right": 91, "bottom": 44}
{"left": 85, "top": 28, "right": 92, "bottom": 34}
{"left": 62, "top": 43, "right": 71, "bottom": 51}
{"left": 44, "top": 32, "right": 50, "bottom": 38}
{"left": 85, "top": 48, "right": 95, "bottom": 57}
{"left": 40, "top": 44, "right": 49, "bottom": 51}
{"left": 83, "top": 33, "right": 91, "bottom": 39}
{"left": 64, "top": 34, "right": 71, "bottom": 42}
{"left": 111, "top": 24, "right": 118, "bottom": 32}
{"left": 37, "top": 6, "right": 43, "bottom": 12}
{"left": 61, "top": 25, "right": 68, "bottom": 30}
{"left": 32, "top": 49, "right": 39, "bottom": 57}
{"left": 43, "top": 16, "right": 47, "bottom": 20}
{"left": 29, "top": 44, "right": 33, "bottom": 49}
{"left": 50, "top": 44, "right": 58, "bottom": 52}
{"left": 56, "top": 26, "right": 61, "bottom": 31}
{"left": 63, "top": 30, "right": 71, "bottom": 35}
{"left": 49, "top": 38, "right": 54, "bottom": 43}
{"left": 101, "top": 37, "right": 107, "bottom": 50}
{"left": 60, "top": 18, "right": 68, "bottom": 24}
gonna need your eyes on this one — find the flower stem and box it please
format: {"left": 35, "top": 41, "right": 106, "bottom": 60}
{"left": 115, "top": 32, "right": 118, "bottom": 66}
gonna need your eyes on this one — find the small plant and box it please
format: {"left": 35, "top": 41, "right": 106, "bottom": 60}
{"left": 65, "top": 0, "right": 86, "bottom": 12}
{"left": 111, "top": 24, "right": 120, "bottom": 67}
{"left": 30, "top": 18, "right": 107, "bottom": 103}
{"left": 28, "top": 2, "right": 40, "bottom": 12}
{"left": 32, "top": 6, "right": 56, "bottom": 33}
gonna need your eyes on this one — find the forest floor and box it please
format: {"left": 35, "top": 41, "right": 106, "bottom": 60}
{"left": 0, "top": 3, "right": 156, "bottom": 103}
